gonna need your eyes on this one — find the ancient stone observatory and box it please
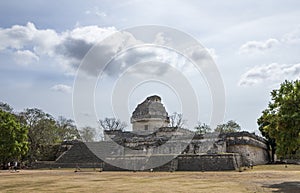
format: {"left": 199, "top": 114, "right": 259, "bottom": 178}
{"left": 131, "top": 95, "right": 170, "bottom": 133}
{"left": 52, "top": 95, "right": 270, "bottom": 171}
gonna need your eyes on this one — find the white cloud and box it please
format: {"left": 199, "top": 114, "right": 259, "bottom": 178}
{"left": 0, "top": 22, "right": 35, "bottom": 50}
{"left": 154, "top": 32, "right": 171, "bottom": 45}
{"left": 205, "top": 48, "right": 218, "bottom": 60}
{"left": 64, "top": 25, "right": 116, "bottom": 44}
{"left": 238, "top": 27, "right": 300, "bottom": 86}
{"left": 85, "top": 7, "right": 107, "bottom": 17}
{"left": 183, "top": 45, "right": 217, "bottom": 68}
{"left": 0, "top": 22, "right": 60, "bottom": 55}
{"left": 239, "top": 27, "right": 300, "bottom": 55}
{"left": 0, "top": 22, "right": 217, "bottom": 78}
{"left": 282, "top": 27, "right": 300, "bottom": 44}
{"left": 50, "top": 84, "right": 72, "bottom": 93}
{"left": 239, "top": 63, "right": 300, "bottom": 86}
{"left": 239, "top": 38, "right": 279, "bottom": 54}
{"left": 13, "top": 50, "right": 39, "bottom": 65}
{"left": 0, "top": 22, "right": 117, "bottom": 75}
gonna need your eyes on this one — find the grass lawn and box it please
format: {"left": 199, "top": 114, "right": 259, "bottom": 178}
{"left": 0, "top": 165, "right": 299, "bottom": 193}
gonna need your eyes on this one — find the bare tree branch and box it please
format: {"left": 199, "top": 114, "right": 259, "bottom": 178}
{"left": 169, "top": 112, "right": 186, "bottom": 128}
{"left": 99, "top": 118, "right": 127, "bottom": 131}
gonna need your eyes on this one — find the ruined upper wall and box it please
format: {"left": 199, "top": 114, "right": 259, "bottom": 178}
{"left": 131, "top": 95, "right": 169, "bottom": 121}
{"left": 221, "top": 131, "right": 268, "bottom": 150}
{"left": 131, "top": 95, "right": 170, "bottom": 133}
{"left": 221, "top": 131, "right": 269, "bottom": 165}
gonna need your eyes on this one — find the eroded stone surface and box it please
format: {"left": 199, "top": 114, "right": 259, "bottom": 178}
{"left": 51, "top": 95, "right": 270, "bottom": 171}
{"left": 131, "top": 95, "right": 170, "bottom": 133}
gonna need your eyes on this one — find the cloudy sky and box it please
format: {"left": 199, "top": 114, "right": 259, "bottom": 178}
{"left": 1, "top": 0, "right": 300, "bottom": 133}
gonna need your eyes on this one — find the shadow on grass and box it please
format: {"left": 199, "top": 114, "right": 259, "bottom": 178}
{"left": 263, "top": 181, "right": 300, "bottom": 193}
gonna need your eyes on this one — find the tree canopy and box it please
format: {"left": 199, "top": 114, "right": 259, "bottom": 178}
{"left": 0, "top": 109, "right": 28, "bottom": 164}
{"left": 0, "top": 102, "right": 81, "bottom": 164}
{"left": 194, "top": 122, "right": 211, "bottom": 135}
{"left": 258, "top": 80, "right": 300, "bottom": 159}
{"left": 79, "top": 126, "right": 96, "bottom": 142}
{"left": 18, "top": 108, "right": 80, "bottom": 162}
{"left": 214, "top": 120, "right": 241, "bottom": 133}
{"left": 56, "top": 116, "right": 80, "bottom": 141}
{"left": 0, "top": 102, "right": 13, "bottom": 113}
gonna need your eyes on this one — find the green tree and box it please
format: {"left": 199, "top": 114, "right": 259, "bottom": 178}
{"left": 19, "top": 109, "right": 80, "bottom": 162}
{"left": 258, "top": 80, "right": 300, "bottom": 159}
{"left": 214, "top": 120, "right": 241, "bottom": 133}
{"left": 0, "top": 110, "right": 28, "bottom": 165}
{"left": 257, "top": 109, "right": 277, "bottom": 162}
{"left": 19, "top": 108, "right": 59, "bottom": 162}
{"left": 194, "top": 122, "right": 211, "bottom": 135}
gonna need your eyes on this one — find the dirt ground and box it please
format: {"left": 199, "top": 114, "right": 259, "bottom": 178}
{"left": 0, "top": 165, "right": 299, "bottom": 193}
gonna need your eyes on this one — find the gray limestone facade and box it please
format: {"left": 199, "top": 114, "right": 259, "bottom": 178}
{"left": 49, "top": 95, "right": 270, "bottom": 171}
{"left": 131, "top": 95, "right": 169, "bottom": 134}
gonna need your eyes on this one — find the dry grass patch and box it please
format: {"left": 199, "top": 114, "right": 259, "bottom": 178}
{"left": 0, "top": 165, "right": 299, "bottom": 193}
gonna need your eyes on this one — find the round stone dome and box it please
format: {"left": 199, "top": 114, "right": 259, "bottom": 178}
{"left": 131, "top": 95, "right": 168, "bottom": 120}
{"left": 131, "top": 95, "right": 170, "bottom": 133}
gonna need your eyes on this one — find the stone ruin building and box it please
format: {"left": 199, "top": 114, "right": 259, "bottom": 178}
{"left": 38, "top": 95, "right": 270, "bottom": 171}
{"left": 131, "top": 95, "right": 170, "bottom": 134}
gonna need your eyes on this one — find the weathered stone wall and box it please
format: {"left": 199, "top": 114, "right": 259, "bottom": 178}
{"left": 34, "top": 154, "right": 242, "bottom": 172}
{"left": 132, "top": 119, "right": 168, "bottom": 133}
{"left": 223, "top": 132, "right": 269, "bottom": 165}
{"left": 53, "top": 131, "right": 269, "bottom": 171}
{"left": 227, "top": 145, "right": 269, "bottom": 165}
{"left": 187, "top": 138, "right": 226, "bottom": 154}
{"left": 176, "top": 154, "right": 241, "bottom": 171}
{"left": 31, "top": 161, "right": 105, "bottom": 169}
{"left": 53, "top": 140, "right": 241, "bottom": 171}
{"left": 102, "top": 155, "right": 177, "bottom": 171}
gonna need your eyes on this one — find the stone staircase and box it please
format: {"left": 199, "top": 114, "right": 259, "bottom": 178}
{"left": 56, "top": 141, "right": 102, "bottom": 163}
